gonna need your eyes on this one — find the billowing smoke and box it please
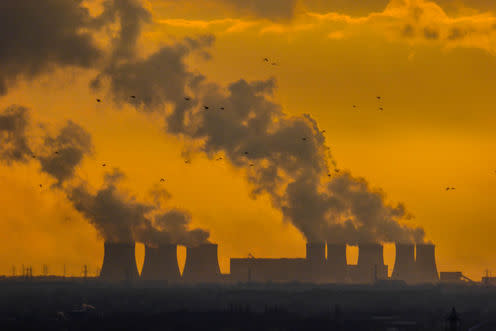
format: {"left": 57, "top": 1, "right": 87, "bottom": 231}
{"left": 0, "top": 106, "right": 32, "bottom": 163}
{"left": 93, "top": 2, "right": 425, "bottom": 244}
{"left": 68, "top": 169, "right": 210, "bottom": 246}
{"left": 0, "top": 0, "right": 101, "bottom": 95}
{"left": 0, "top": 106, "right": 209, "bottom": 246}
{"left": 38, "top": 121, "right": 93, "bottom": 186}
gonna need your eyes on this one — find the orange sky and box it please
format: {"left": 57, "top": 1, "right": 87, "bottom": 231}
{"left": 1, "top": 0, "right": 496, "bottom": 280}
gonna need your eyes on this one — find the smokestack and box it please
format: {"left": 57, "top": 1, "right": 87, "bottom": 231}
{"left": 182, "top": 243, "right": 221, "bottom": 283}
{"left": 306, "top": 242, "right": 326, "bottom": 282}
{"left": 391, "top": 243, "right": 416, "bottom": 283}
{"left": 326, "top": 243, "right": 347, "bottom": 282}
{"left": 415, "top": 243, "right": 439, "bottom": 283}
{"left": 100, "top": 242, "right": 139, "bottom": 282}
{"left": 140, "top": 244, "right": 181, "bottom": 282}
{"left": 355, "top": 243, "right": 387, "bottom": 283}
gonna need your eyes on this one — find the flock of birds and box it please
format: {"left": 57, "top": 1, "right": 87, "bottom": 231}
{"left": 34, "top": 57, "right": 486, "bottom": 193}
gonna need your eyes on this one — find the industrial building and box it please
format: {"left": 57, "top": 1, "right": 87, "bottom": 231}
{"left": 98, "top": 241, "right": 440, "bottom": 285}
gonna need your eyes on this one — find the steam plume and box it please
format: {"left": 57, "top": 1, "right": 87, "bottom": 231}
{"left": 93, "top": 4, "right": 425, "bottom": 244}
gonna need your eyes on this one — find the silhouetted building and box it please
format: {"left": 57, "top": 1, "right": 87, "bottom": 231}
{"left": 415, "top": 243, "right": 439, "bottom": 283}
{"left": 350, "top": 243, "right": 388, "bottom": 283}
{"left": 141, "top": 244, "right": 181, "bottom": 283}
{"left": 306, "top": 242, "right": 326, "bottom": 282}
{"left": 100, "top": 242, "right": 139, "bottom": 282}
{"left": 182, "top": 243, "right": 222, "bottom": 283}
{"left": 326, "top": 242, "right": 348, "bottom": 282}
{"left": 230, "top": 258, "right": 307, "bottom": 282}
{"left": 392, "top": 243, "right": 416, "bottom": 283}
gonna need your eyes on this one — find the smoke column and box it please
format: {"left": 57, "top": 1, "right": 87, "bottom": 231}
{"left": 92, "top": 1, "right": 425, "bottom": 244}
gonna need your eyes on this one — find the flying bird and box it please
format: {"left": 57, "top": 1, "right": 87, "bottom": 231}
{"left": 102, "top": 163, "right": 106, "bottom": 167}
{"left": 302, "top": 137, "right": 307, "bottom": 141}
{"left": 250, "top": 164, "right": 255, "bottom": 167}
{"left": 376, "top": 96, "right": 381, "bottom": 100}
{"left": 184, "top": 160, "right": 191, "bottom": 164}
{"left": 130, "top": 96, "right": 136, "bottom": 99}
{"left": 39, "top": 184, "right": 43, "bottom": 188}
{"left": 160, "top": 178, "right": 165, "bottom": 182}
{"left": 55, "top": 151, "right": 59, "bottom": 154}
{"left": 216, "top": 157, "right": 223, "bottom": 161}
{"left": 335, "top": 169, "right": 340, "bottom": 173}
{"left": 96, "top": 99, "right": 101, "bottom": 103}
{"left": 263, "top": 58, "right": 269, "bottom": 62}
{"left": 328, "top": 174, "right": 331, "bottom": 177}
{"left": 219, "top": 107, "right": 225, "bottom": 110}
{"left": 379, "top": 107, "right": 384, "bottom": 111}
{"left": 184, "top": 97, "right": 191, "bottom": 101}
{"left": 203, "top": 106, "right": 209, "bottom": 110}
{"left": 322, "top": 130, "right": 326, "bottom": 133}
{"left": 244, "top": 151, "right": 249, "bottom": 155}
{"left": 271, "top": 62, "right": 278, "bottom": 66}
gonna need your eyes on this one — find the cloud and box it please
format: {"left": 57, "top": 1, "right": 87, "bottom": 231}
{"left": 0, "top": 0, "right": 101, "bottom": 95}
{"left": 38, "top": 121, "right": 93, "bottom": 186}
{"left": 0, "top": 106, "right": 32, "bottom": 163}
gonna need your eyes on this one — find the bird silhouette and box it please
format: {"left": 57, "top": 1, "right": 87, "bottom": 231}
{"left": 184, "top": 160, "right": 191, "bottom": 164}
{"left": 130, "top": 96, "right": 136, "bottom": 99}
{"left": 322, "top": 130, "right": 326, "bottom": 133}
{"left": 96, "top": 99, "right": 101, "bottom": 103}
{"left": 184, "top": 97, "right": 191, "bottom": 101}
{"left": 32, "top": 155, "right": 36, "bottom": 159}
{"left": 264, "top": 58, "right": 269, "bottom": 62}
{"left": 216, "top": 157, "right": 223, "bottom": 161}
{"left": 203, "top": 106, "right": 209, "bottom": 110}
{"left": 335, "top": 169, "right": 340, "bottom": 173}
{"left": 39, "top": 184, "right": 43, "bottom": 188}
{"left": 102, "top": 163, "right": 106, "bottom": 167}
{"left": 271, "top": 62, "right": 278, "bottom": 66}
{"left": 379, "top": 107, "right": 384, "bottom": 111}
{"left": 55, "top": 151, "right": 59, "bottom": 154}
{"left": 377, "top": 96, "right": 381, "bottom": 100}
{"left": 160, "top": 178, "right": 165, "bottom": 182}
{"left": 328, "top": 174, "right": 331, "bottom": 177}
{"left": 353, "top": 105, "right": 357, "bottom": 109}
{"left": 302, "top": 138, "right": 307, "bottom": 141}
{"left": 219, "top": 107, "right": 225, "bottom": 110}
{"left": 250, "top": 164, "right": 255, "bottom": 167}
{"left": 244, "top": 152, "right": 249, "bottom": 155}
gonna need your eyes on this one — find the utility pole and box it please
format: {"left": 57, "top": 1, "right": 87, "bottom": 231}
{"left": 12, "top": 265, "right": 16, "bottom": 277}
{"left": 83, "top": 265, "right": 88, "bottom": 279}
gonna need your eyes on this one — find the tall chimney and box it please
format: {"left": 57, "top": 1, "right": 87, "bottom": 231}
{"left": 182, "top": 243, "right": 221, "bottom": 283}
{"left": 100, "top": 242, "right": 139, "bottom": 282}
{"left": 415, "top": 243, "right": 439, "bottom": 283}
{"left": 391, "top": 243, "right": 416, "bottom": 283}
{"left": 141, "top": 244, "right": 181, "bottom": 282}
{"left": 355, "top": 243, "right": 387, "bottom": 283}
{"left": 326, "top": 243, "right": 347, "bottom": 282}
{"left": 306, "top": 242, "right": 326, "bottom": 282}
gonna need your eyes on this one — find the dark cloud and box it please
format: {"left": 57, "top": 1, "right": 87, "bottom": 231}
{"left": 424, "top": 26, "right": 440, "bottom": 40}
{"left": 0, "top": 106, "right": 32, "bottom": 163}
{"left": 38, "top": 121, "right": 93, "bottom": 186}
{"left": 431, "top": 0, "right": 496, "bottom": 15}
{"left": 0, "top": 0, "right": 101, "bottom": 95}
{"left": 302, "top": 0, "right": 390, "bottom": 16}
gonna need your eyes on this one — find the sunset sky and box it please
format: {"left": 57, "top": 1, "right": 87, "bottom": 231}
{"left": 1, "top": 0, "right": 496, "bottom": 280}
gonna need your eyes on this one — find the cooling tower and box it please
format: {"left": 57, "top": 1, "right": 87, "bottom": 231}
{"left": 100, "top": 242, "right": 139, "bottom": 282}
{"left": 415, "top": 243, "right": 439, "bottom": 283}
{"left": 140, "top": 244, "right": 181, "bottom": 282}
{"left": 391, "top": 243, "right": 416, "bottom": 283}
{"left": 182, "top": 243, "right": 221, "bottom": 283}
{"left": 354, "top": 243, "right": 387, "bottom": 283}
{"left": 306, "top": 242, "right": 326, "bottom": 282}
{"left": 326, "top": 243, "right": 348, "bottom": 282}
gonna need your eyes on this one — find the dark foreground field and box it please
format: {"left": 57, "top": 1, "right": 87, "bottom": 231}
{"left": 0, "top": 279, "right": 495, "bottom": 330}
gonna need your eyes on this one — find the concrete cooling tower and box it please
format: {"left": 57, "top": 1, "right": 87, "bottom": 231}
{"left": 326, "top": 243, "right": 348, "bottom": 282}
{"left": 306, "top": 242, "right": 326, "bottom": 282}
{"left": 391, "top": 243, "right": 416, "bottom": 283}
{"left": 140, "top": 244, "right": 181, "bottom": 282}
{"left": 100, "top": 242, "right": 139, "bottom": 282}
{"left": 415, "top": 244, "right": 439, "bottom": 283}
{"left": 182, "top": 243, "right": 221, "bottom": 283}
{"left": 354, "top": 243, "right": 387, "bottom": 283}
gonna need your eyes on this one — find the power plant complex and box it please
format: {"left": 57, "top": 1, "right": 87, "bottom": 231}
{"left": 100, "top": 241, "right": 440, "bottom": 284}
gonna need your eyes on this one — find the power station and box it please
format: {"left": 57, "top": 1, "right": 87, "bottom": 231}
{"left": 98, "top": 241, "right": 440, "bottom": 284}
